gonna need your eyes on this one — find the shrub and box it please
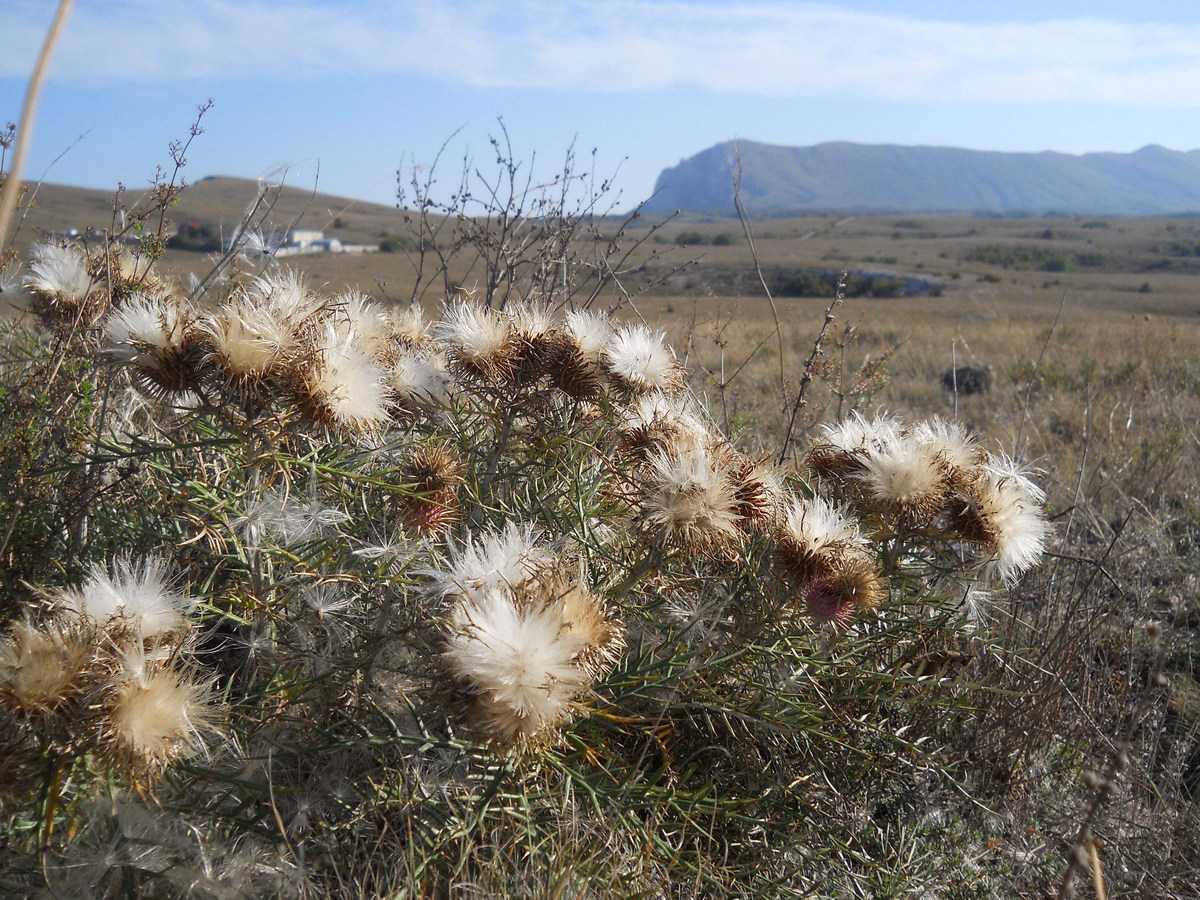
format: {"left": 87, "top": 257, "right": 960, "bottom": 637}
{"left": 0, "top": 211, "right": 1056, "bottom": 893}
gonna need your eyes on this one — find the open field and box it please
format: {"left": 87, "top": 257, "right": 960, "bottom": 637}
{"left": 3, "top": 177, "right": 1200, "bottom": 895}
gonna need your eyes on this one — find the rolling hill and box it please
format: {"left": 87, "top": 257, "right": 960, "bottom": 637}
{"left": 642, "top": 141, "right": 1200, "bottom": 216}
{"left": 7, "top": 176, "right": 406, "bottom": 250}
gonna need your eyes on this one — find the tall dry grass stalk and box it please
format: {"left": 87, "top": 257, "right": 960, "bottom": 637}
{"left": 0, "top": 0, "right": 74, "bottom": 251}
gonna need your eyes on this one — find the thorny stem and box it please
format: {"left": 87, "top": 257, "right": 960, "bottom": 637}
{"left": 471, "top": 400, "right": 520, "bottom": 527}
{"left": 64, "top": 359, "right": 116, "bottom": 570}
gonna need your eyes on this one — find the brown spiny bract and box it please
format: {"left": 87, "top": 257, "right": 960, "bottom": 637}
{"left": 553, "top": 341, "right": 606, "bottom": 400}
{"left": 805, "top": 441, "right": 867, "bottom": 484}
{"left": 397, "top": 443, "right": 464, "bottom": 534}
{"left": 827, "top": 554, "right": 885, "bottom": 612}
{"left": 505, "top": 302, "right": 573, "bottom": 387}
{"left": 774, "top": 496, "right": 869, "bottom": 586}
{"left": 724, "top": 450, "right": 786, "bottom": 531}
{"left": 104, "top": 295, "right": 208, "bottom": 401}
{"left": 555, "top": 308, "right": 613, "bottom": 400}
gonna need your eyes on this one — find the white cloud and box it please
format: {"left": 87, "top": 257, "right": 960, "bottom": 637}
{"left": 4, "top": 0, "right": 1200, "bottom": 107}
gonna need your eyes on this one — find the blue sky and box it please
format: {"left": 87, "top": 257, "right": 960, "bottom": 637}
{"left": 4, "top": 0, "right": 1200, "bottom": 212}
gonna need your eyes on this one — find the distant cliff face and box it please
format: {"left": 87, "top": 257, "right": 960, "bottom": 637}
{"left": 642, "top": 141, "right": 1200, "bottom": 215}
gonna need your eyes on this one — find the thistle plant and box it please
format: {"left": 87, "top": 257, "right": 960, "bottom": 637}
{"left": 0, "top": 228, "right": 1056, "bottom": 893}
{"left": 0, "top": 106, "right": 1077, "bottom": 891}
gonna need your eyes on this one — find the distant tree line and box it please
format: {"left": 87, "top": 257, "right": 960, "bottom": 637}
{"left": 772, "top": 268, "right": 918, "bottom": 299}
{"left": 964, "top": 244, "right": 1109, "bottom": 272}
{"left": 654, "top": 231, "right": 743, "bottom": 247}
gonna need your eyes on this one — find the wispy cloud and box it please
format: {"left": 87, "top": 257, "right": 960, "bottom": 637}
{"left": 5, "top": 0, "right": 1200, "bottom": 107}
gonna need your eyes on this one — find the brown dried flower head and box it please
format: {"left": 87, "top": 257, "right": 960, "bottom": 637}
{"left": 101, "top": 662, "right": 220, "bottom": 775}
{"left": 397, "top": 442, "right": 464, "bottom": 534}
{"left": 774, "top": 496, "right": 869, "bottom": 586}
{"left": 0, "top": 621, "right": 93, "bottom": 715}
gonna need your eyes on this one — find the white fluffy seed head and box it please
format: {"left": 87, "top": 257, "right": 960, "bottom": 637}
{"left": 332, "top": 291, "right": 391, "bottom": 354}
{"left": 857, "top": 434, "right": 947, "bottom": 518}
{"left": 104, "top": 295, "right": 201, "bottom": 397}
{"left": 205, "top": 299, "right": 295, "bottom": 383}
{"left": 821, "top": 412, "right": 904, "bottom": 453}
{"left": 104, "top": 296, "right": 174, "bottom": 360}
{"left": 24, "top": 243, "right": 94, "bottom": 306}
{"left": 445, "top": 586, "right": 589, "bottom": 744}
{"left": 638, "top": 442, "right": 743, "bottom": 556}
{"left": 807, "top": 412, "right": 903, "bottom": 481}
{"left": 443, "top": 568, "right": 623, "bottom": 747}
{"left": 435, "top": 301, "right": 515, "bottom": 381}
{"left": 564, "top": 309, "right": 612, "bottom": 364}
{"left": 974, "top": 455, "right": 1050, "bottom": 583}
{"left": 506, "top": 301, "right": 554, "bottom": 339}
{"left": 244, "top": 268, "right": 322, "bottom": 327}
{"left": 602, "top": 324, "right": 682, "bottom": 394}
{"left": 389, "top": 349, "right": 452, "bottom": 409}
{"left": 104, "top": 666, "right": 219, "bottom": 773}
{"left": 57, "top": 556, "right": 194, "bottom": 640}
{"left": 425, "top": 522, "right": 554, "bottom": 601}
{"left": 775, "top": 495, "right": 869, "bottom": 583}
{"left": 389, "top": 304, "right": 432, "bottom": 349}
{"left": 912, "top": 417, "right": 983, "bottom": 472}
{"left": 297, "top": 323, "right": 392, "bottom": 431}
{"left": 618, "top": 392, "right": 712, "bottom": 459}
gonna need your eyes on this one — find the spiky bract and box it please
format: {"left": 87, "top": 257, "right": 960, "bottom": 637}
{"left": 396, "top": 443, "right": 464, "bottom": 534}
